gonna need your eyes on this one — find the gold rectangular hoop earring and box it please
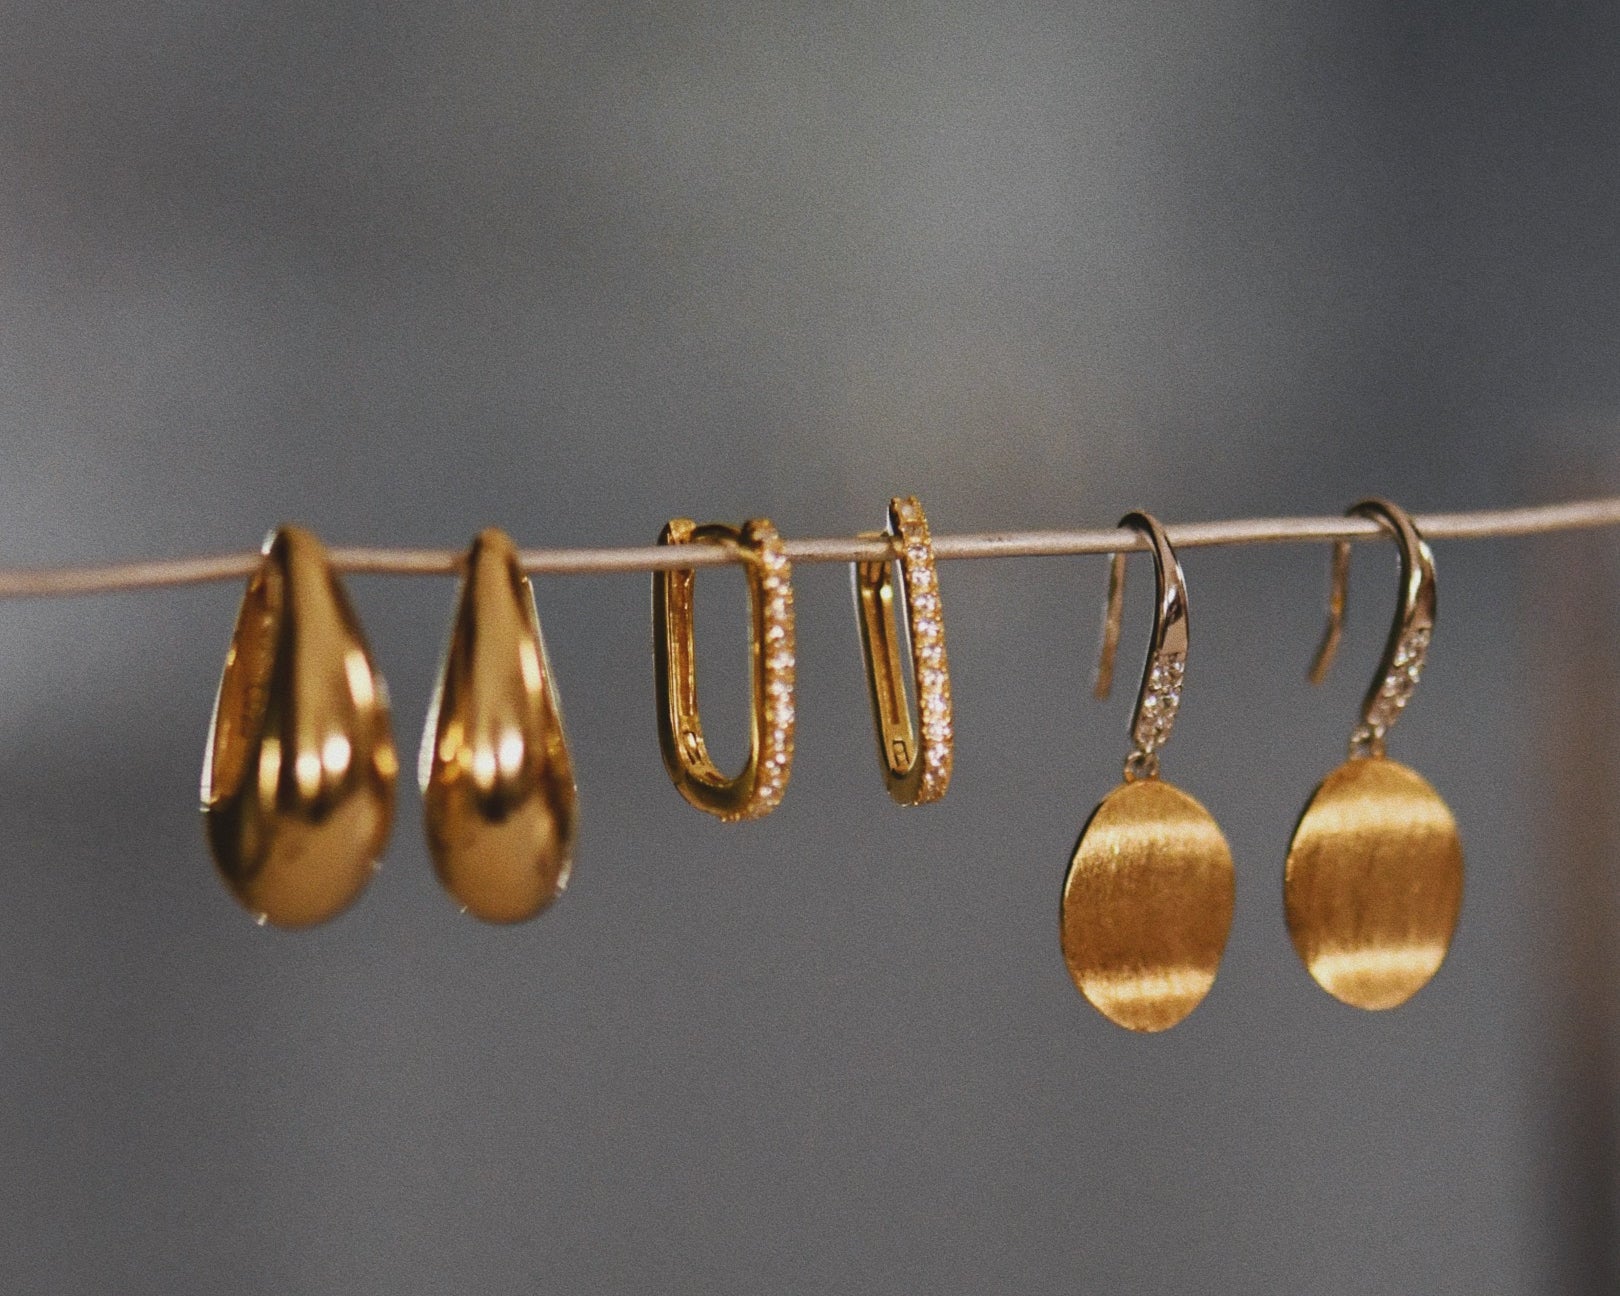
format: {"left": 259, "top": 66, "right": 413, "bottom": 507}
{"left": 853, "top": 495, "right": 953, "bottom": 805}
{"left": 653, "top": 517, "right": 796, "bottom": 821}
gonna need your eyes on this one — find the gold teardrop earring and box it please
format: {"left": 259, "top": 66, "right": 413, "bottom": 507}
{"left": 420, "top": 528, "right": 579, "bottom": 923}
{"left": 201, "top": 526, "right": 398, "bottom": 927}
{"left": 1061, "top": 512, "right": 1236, "bottom": 1032}
{"left": 853, "top": 495, "right": 953, "bottom": 804}
{"left": 653, "top": 517, "right": 795, "bottom": 821}
{"left": 1284, "top": 499, "right": 1464, "bottom": 1010}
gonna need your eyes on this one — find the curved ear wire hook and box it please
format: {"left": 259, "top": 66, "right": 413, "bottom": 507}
{"left": 1307, "top": 498, "right": 1436, "bottom": 758}
{"left": 1093, "top": 511, "right": 1189, "bottom": 780}
{"left": 1092, "top": 548, "right": 1129, "bottom": 702}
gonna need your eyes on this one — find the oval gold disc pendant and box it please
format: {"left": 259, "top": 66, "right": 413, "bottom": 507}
{"left": 1284, "top": 756, "right": 1463, "bottom": 1010}
{"left": 421, "top": 528, "right": 578, "bottom": 923}
{"left": 1061, "top": 778, "right": 1236, "bottom": 1032}
{"left": 201, "top": 526, "right": 398, "bottom": 928}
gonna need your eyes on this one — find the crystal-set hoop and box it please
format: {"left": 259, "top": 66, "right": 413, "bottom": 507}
{"left": 653, "top": 517, "right": 796, "bottom": 821}
{"left": 853, "top": 496, "right": 953, "bottom": 805}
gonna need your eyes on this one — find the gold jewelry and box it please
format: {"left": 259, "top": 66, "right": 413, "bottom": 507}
{"left": 853, "top": 496, "right": 953, "bottom": 804}
{"left": 1060, "top": 512, "right": 1235, "bottom": 1031}
{"left": 1284, "top": 499, "right": 1463, "bottom": 1010}
{"left": 419, "top": 528, "right": 578, "bottom": 923}
{"left": 653, "top": 517, "right": 795, "bottom": 820}
{"left": 201, "top": 525, "right": 398, "bottom": 927}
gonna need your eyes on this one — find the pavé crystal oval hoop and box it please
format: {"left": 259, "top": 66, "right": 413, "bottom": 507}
{"left": 1284, "top": 498, "right": 1463, "bottom": 1011}
{"left": 653, "top": 517, "right": 796, "bottom": 821}
{"left": 853, "top": 496, "right": 953, "bottom": 805}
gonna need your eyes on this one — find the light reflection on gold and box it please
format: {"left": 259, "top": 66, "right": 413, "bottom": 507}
{"left": 1080, "top": 965, "right": 1227, "bottom": 1028}
{"left": 201, "top": 526, "right": 397, "bottom": 928}
{"left": 1284, "top": 757, "right": 1463, "bottom": 1010}
{"left": 1061, "top": 778, "right": 1235, "bottom": 1032}
{"left": 420, "top": 529, "right": 578, "bottom": 924}
{"left": 321, "top": 732, "right": 352, "bottom": 779}
{"left": 344, "top": 647, "right": 376, "bottom": 708}
{"left": 255, "top": 736, "right": 281, "bottom": 809}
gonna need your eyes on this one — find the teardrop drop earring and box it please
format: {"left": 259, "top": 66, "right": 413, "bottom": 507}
{"left": 420, "top": 528, "right": 579, "bottom": 923}
{"left": 201, "top": 526, "right": 398, "bottom": 927}
{"left": 1284, "top": 499, "right": 1464, "bottom": 1010}
{"left": 1060, "top": 512, "right": 1236, "bottom": 1032}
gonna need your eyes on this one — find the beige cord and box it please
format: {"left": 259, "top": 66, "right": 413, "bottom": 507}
{"left": 0, "top": 495, "right": 1617, "bottom": 599}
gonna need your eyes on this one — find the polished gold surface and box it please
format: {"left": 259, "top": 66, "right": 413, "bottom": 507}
{"left": 653, "top": 517, "right": 795, "bottom": 821}
{"left": 1284, "top": 757, "right": 1463, "bottom": 1010}
{"left": 1061, "top": 778, "right": 1235, "bottom": 1032}
{"left": 420, "top": 529, "right": 578, "bottom": 923}
{"left": 853, "top": 496, "right": 952, "bottom": 805}
{"left": 201, "top": 526, "right": 398, "bottom": 928}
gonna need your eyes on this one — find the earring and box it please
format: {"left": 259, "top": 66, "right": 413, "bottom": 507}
{"left": 419, "top": 528, "right": 579, "bottom": 923}
{"left": 1060, "top": 512, "right": 1235, "bottom": 1031}
{"left": 201, "top": 526, "right": 398, "bottom": 927}
{"left": 853, "top": 496, "right": 953, "bottom": 804}
{"left": 1284, "top": 499, "right": 1463, "bottom": 1010}
{"left": 653, "top": 517, "right": 795, "bottom": 821}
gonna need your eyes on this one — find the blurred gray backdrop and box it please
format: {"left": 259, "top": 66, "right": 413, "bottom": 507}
{"left": 2, "top": 2, "right": 1619, "bottom": 1293}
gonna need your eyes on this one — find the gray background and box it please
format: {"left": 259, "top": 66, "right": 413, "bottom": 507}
{"left": 2, "top": 2, "right": 1619, "bottom": 1292}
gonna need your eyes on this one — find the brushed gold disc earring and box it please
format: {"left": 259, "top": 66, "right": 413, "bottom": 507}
{"left": 653, "top": 517, "right": 795, "bottom": 821}
{"left": 853, "top": 495, "right": 953, "bottom": 804}
{"left": 1285, "top": 499, "right": 1463, "bottom": 1010}
{"left": 420, "top": 528, "right": 579, "bottom": 923}
{"left": 1060, "top": 512, "right": 1235, "bottom": 1032}
{"left": 201, "top": 525, "right": 399, "bottom": 927}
